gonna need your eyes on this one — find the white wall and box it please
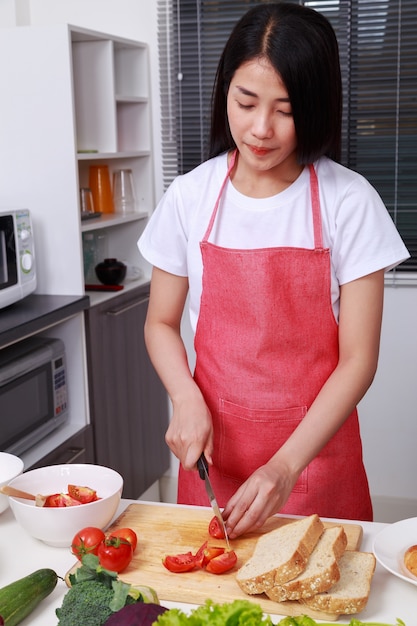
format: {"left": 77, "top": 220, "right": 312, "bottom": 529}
{"left": 2, "top": 0, "right": 416, "bottom": 521}
{"left": 359, "top": 283, "right": 417, "bottom": 521}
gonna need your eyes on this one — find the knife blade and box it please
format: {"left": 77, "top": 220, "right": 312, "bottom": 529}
{"left": 197, "top": 453, "right": 230, "bottom": 549}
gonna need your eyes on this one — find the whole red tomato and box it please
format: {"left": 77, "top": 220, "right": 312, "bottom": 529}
{"left": 208, "top": 515, "right": 225, "bottom": 539}
{"left": 97, "top": 535, "right": 133, "bottom": 573}
{"left": 108, "top": 527, "right": 138, "bottom": 552}
{"left": 71, "top": 526, "right": 105, "bottom": 560}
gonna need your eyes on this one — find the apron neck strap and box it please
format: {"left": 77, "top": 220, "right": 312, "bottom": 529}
{"left": 203, "top": 150, "right": 237, "bottom": 242}
{"left": 309, "top": 164, "right": 324, "bottom": 250}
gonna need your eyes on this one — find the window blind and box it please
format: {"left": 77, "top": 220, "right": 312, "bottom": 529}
{"left": 157, "top": 0, "right": 417, "bottom": 270}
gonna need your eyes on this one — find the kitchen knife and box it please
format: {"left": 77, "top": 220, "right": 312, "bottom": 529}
{"left": 197, "top": 453, "right": 231, "bottom": 549}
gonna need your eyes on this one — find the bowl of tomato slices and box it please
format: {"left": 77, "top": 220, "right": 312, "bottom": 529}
{"left": 7, "top": 463, "right": 123, "bottom": 547}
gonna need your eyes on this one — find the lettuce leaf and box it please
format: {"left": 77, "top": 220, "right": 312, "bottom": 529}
{"left": 155, "top": 599, "right": 273, "bottom": 625}
{"left": 154, "top": 601, "right": 406, "bottom": 626}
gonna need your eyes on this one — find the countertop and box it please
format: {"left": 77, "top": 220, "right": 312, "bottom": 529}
{"left": 0, "top": 293, "right": 90, "bottom": 349}
{"left": 0, "top": 500, "right": 414, "bottom": 625}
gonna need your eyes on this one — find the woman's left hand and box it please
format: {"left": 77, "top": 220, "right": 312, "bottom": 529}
{"left": 222, "top": 459, "right": 297, "bottom": 538}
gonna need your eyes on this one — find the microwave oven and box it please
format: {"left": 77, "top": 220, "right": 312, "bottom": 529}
{"left": 0, "top": 336, "right": 69, "bottom": 456}
{"left": 0, "top": 209, "right": 36, "bottom": 309}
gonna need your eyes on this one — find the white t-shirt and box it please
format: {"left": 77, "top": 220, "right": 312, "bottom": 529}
{"left": 139, "top": 153, "right": 409, "bottom": 332}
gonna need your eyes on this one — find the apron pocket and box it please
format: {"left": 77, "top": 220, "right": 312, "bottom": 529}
{"left": 215, "top": 398, "right": 308, "bottom": 493}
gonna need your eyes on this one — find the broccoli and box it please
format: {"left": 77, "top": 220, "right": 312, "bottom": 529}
{"left": 55, "top": 554, "right": 158, "bottom": 626}
{"left": 56, "top": 579, "right": 129, "bottom": 626}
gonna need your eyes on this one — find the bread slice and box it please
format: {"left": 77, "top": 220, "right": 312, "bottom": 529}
{"left": 301, "top": 551, "right": 376, "bottom": 614}
{"left": 236, "top": 514, "right": 324, "bottom": 595}
{"left": 266, "top": 525, "right": 348, "bottom": 602}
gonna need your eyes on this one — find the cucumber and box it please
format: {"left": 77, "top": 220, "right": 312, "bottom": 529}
{"left": 0, "top": 568, "right": 58, "bottom": 626}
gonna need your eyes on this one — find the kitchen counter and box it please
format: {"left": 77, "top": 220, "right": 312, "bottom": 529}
{"left": 0, "top": 500, "right": 414, "bottom": 625}
{"left": 0, "top": 293, "right": 90, "bottom": 349}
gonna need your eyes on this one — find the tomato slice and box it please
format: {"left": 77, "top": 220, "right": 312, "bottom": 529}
{"left": 192, "top": 541, "right": 225, "bottom": 568}
{"left": 68, "top": 484, "right": 98, "bottom": 504}
{"left": 108, "top": 528, "right": 138, "bottom": 552}
{"left": 162, "top": 551, "right": 196, "bottom": 573}
{"left": 44, "top": 493, "right": 82, "bottom": 507}
{"left": 205, "top": 549, "right": 237, "bottom": 574}
{"left": 208, "top": 515, "right": 225, "bottom": 539}
{"left": 193, "top": 541, "right": 208, "bottom": 568}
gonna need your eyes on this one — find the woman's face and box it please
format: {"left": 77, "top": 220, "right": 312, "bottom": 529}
{"left": 227, "top": 57, "right": 299, "bottom": 177}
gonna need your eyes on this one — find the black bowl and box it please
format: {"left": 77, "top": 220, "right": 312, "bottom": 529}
{"left": 95, "top": 258, "right": 127, "bottom": 286}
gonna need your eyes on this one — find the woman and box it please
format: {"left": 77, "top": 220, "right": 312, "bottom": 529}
{"left": 138, "top": 3, "right": 409, "bottom": 538}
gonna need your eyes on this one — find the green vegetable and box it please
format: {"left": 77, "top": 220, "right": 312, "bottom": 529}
{"left": 154, "top": 601, "right": 406, "bottom": 626}
{"left": 275, "top": 617, "right": 407, "bottom": 626}
{"left": 56, "top": 554, "right": 159, "bottom": 626}
{"left": 155, "top": 599, "right": 273, "bottom": 625}
{"left": 0, "top": 568, "right": 58, "bottom": 626}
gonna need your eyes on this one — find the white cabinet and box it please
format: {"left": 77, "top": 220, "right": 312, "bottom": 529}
{"left": 0, "top": 24, "right": 154, "bottom": 466}
{"left": 71, "top": 27, "right": 154, "bottom": 290}
{"left": 0, "top": 23, "right": 153, "bottom": 299}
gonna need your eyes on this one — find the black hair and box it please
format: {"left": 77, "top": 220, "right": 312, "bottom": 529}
{"left": 209, "top": 2, "right": 342, "bottom": 164}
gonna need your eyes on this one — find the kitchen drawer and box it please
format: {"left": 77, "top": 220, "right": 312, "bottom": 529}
{"left": 27, "top": 425, "right": 95, "bottom": 469}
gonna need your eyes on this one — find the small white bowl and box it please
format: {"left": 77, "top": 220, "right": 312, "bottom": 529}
{"left": 8, "top": 464, "right": 123, "bottom": 547}
{"left": 0, "top": 452, "right": 24, "bottom": 514}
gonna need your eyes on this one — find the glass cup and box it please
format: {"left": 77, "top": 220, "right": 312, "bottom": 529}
{"left": 113, "top": 169, "right": 137, "bottom": 214}
{"left": 89, "top": 165, "right": 114, "bottom": 214}
{"left": 79, "top": 187, "right": 95, "bottom": 215}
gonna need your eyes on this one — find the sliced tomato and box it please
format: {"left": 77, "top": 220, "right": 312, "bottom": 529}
{"left": 204, "top": 546, "right": 225, "bottom": 562}
{"left": 193, "top": 541, "right": 208, "bottom": 568}
{"left": 44, "top": 493, "right": 82, "bottom": 507}
{"left": 205, "top": 549, "right": 237, "bottom": 574}
{"left": 162, "top": 551, "right": 196, "bottom": 573}
{"left": 208, "top": 515, "right": 225, "bottom": 539}
{"left": 108, "top": 527, "right": 138, "bottom": 552}
{"left": 68, "top": 484, "right": 98, "bottom": 504}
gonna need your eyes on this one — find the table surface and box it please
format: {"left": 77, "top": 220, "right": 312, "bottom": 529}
{"left": 0, "top": 500, "right": 414, "bottom": 625}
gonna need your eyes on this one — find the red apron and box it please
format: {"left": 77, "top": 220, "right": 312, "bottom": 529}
{"left": 178, "top": 152, "right": 372, "bottom": 521}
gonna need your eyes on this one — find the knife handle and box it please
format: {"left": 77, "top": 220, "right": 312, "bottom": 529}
{"left": 197, "top": 453, "right": 208, "bottom": 480}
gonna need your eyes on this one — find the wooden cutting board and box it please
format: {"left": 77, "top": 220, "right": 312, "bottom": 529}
{"left": 69, "top": 503, "right": 363, "bottom": 620}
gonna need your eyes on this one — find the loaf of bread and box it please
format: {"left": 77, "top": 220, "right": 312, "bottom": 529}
{"left": 265, "top": 525, "right": 348, "bottom": 602}
{"left": 236, "top": 514, "right": 324, "bottom": 594}
{"left": 404, "top": 544, "right": 417, "bottom": 576}
{"left": 301, "top": 550, "right": 376, "bottom": 614}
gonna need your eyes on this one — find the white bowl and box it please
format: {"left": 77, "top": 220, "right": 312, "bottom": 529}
{"left": 0, "top": 452, "right": 24, "bottom": 514}
{"left": 8, "top": 464, "right": 123, "bottom": 547}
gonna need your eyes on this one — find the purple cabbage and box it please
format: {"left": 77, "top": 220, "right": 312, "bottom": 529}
{"left": 103, "top": 603, "right": 168, "bottom": 625}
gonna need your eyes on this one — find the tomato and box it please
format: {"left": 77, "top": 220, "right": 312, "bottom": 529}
{"left": 68, "top": 484, "right": 98, "bottom": 504}
{"left": 108, "top": 527, "right": 138, "bottom": 552}
{"left": 162, "top": 551, "right": 196, "bottom": 573}
{"left": 44, "top": 493, "right": 82, "bottom": 507}
{"left": 43, "top": 484, "right": 100, "bottom": 507}
{"left": 203, "top": 546, "right": 225, "bottom": 564}
{"left": 71, "top": 526, "right": 105, "bottom": 561}
{"left": 163, "top": 542, "right": 227, "bottom": 573}
{"left": 208, "top": 515, "right": 225, "bottom": 539}
{"left": 97, "top": 535, "right": 133, "bottom": 573}
{"left": 193, "top": 541, "right": 208, "bottom": 568}
{"left": 205, "top": 549, "right": 237, "bottom": 574}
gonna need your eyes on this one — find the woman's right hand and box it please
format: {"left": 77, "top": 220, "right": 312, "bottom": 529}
{"left": 166, "top": 390, "right": 214, "bottom": 470}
